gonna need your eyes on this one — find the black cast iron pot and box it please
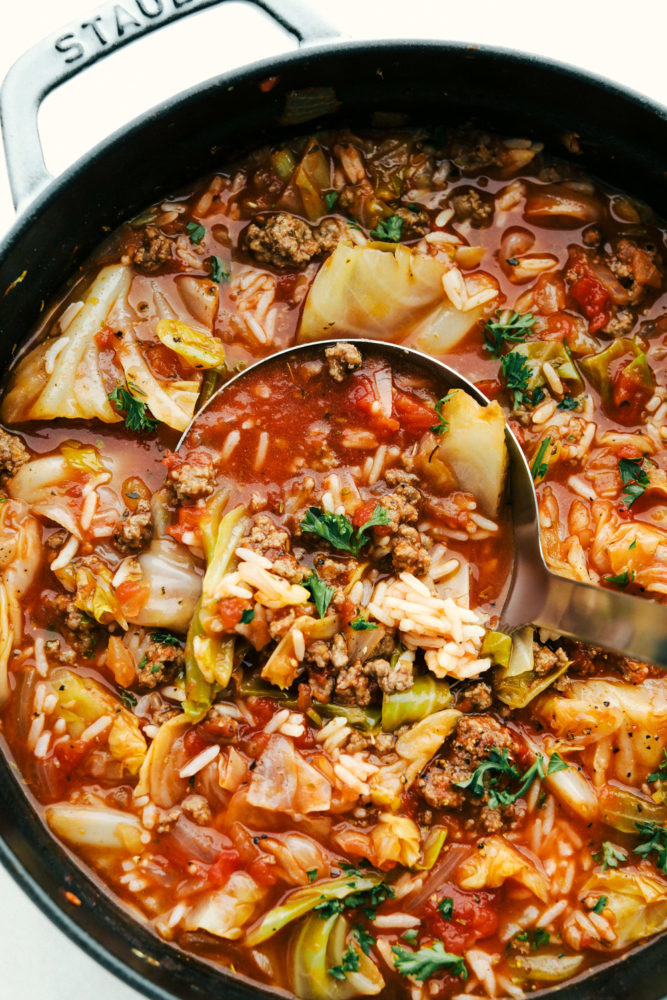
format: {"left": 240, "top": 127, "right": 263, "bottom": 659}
{"left": 0, "top": 2, "right": 665, "bottom": 998}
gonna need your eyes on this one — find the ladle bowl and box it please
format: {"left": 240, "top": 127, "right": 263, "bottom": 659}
{"left": 178, "top": 337, "right": 667, "bottom": 669}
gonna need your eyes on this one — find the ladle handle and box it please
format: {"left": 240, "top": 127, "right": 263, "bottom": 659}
{"left": 528, "top": 569, "right": 667, "bottom": 668}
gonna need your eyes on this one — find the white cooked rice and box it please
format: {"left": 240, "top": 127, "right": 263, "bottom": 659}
{"left": 179, "top": 744, "right": 220, "bottom": 778}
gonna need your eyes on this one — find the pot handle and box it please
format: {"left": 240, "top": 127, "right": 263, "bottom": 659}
{"left": 0, "top": 0, "right": 339, "bottom": 212}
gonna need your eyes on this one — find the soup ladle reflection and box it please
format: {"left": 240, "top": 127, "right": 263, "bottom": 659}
{"left": 177, "top": 338, "right": 667, "bottom": 669}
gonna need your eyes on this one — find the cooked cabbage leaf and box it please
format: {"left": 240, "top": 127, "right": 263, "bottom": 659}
{"left": 579, "top": 869, "right": 667, "bottom": 949}
{"left": 298, "top": 243, "right": 488, "bottom": 354}
{"left": 290, "top": 913, "right": 384, "bottom": 999}
{"left": 2, "top": 265, "right": 131, "bottom": 423}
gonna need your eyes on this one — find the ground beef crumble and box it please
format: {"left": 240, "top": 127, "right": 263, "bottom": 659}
{"left": 376, "top": 483, "right": 431, "bottom": 577}
{"left": 0, "top": 428, "right": 29, "bottom": 484}
{"left": 418, "top": 714, "right": 526, "bottom": 834}
{"left": 243, "top": 212, "right": 345, "bottom": 270}
{"left": 113, "top": 499, "right": 153, "bottom": 553}
{"left": 42, "top": 593, "right": 100, "bottom": 658}
{"left": 240, "top": 513, "right": 307, "bottom": 583}
{"left": 168, "top": 459, "right": 217, "bottom": 504}
{"left": 325, "top": 342, "right": 363, "bottom": 382}
{"left": 135, "top": 637, "right": 185, "bottom": 690}
{"left": 122, "top": 224, "right": 174, "bottom": 273}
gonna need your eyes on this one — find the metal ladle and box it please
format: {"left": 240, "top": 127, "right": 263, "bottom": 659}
{"left": 179, "top": 338, "right": 667, "bottom": 668}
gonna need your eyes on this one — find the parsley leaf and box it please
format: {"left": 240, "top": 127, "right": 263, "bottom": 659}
{"left": 240, "top": 608, "right": 255, "bottom": 624}
{"left": 484, "top": 311, "right": 536, "bottom": 359}
{"left": 455, "top": 749, "right": 546, "bottom": 809}
{"left": 314, "top": 878, "right": 394, "bottom": 921}
{"left": 301, "top": 505, "right": 390, "bottom": 557}
{"left": 328, "top": 945, "right": 360, "bottom": 981}
{"left": 593, "top": 841, "right": 627, "bottom": 872}
{"left": 604, "top": 569, "right": 635, "bottom": 589}
{"left": 437, "top": 897, "right": 453, "bottom": 920}
{"left": 402, "top": 928, "right": 419, "bottom": 943}
{"left": 500, "top": 351, "right": 532, "bottom": 409}
{"left": 108, "top": 385, "right": 158, "bottom": 433}
{"left": 592, "top": 896, "right": 608, "bottom": 915}
{"left": 117, "top": 687, "right": 137, "bottom": 709}
{"left": 150, "top": 630, "right": 181, "bottom": 646}
{"left": 648, "top": 751, "right": 667, "bottom": 784}
{"left": 634, "top": 821, "right": 667, "bottom": 874}
{"left": 370, "top": 215, "right": 404, "bottom": 242}
{"left": 392, "top": 942, "right": 467, "bottom": 982}
{"left": 355, "top": 505, "right": 391, "bottom": 550}
{"left": 304, "top": 570, "right": 335, "bottom": 619}
{"left": 430, "top": 390, "right": 458, "bottom": 435}
{"left": 547, "top": 752, "right": 568, "bottom": 775}
{"left": 531, "top": 436, "right": 552, "bottom": 483}
{"left": 352, "top": 925, "right": 375, "bottom": 956}
{"left": 618, "top": 457, "right": 650, "bottom": 508}
{"left": 324, "top": 191, "right": 339, "bottom": 211}
{"left": 186, "top": 221, "right": 206, "bottom": 244}
{"left": 314, "top": 898, "right": 345, "bottom": 918}
{"left": 515, "top": 928, "right": 550, "bottom": 951}
{"left": 350, "top": 613, "right": 378, "bottom": 631}
{"left": 306, "top": 868, "right": 318, "bottom": 883}
{"left": 557, "top": 395, "right": 579, "bottom": 411}
{"left": 208, "top": 255, "right": 229, "bottom": 282}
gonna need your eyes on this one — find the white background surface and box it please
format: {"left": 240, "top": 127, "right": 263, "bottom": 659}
{"left": 0, "top": 1, "right": 665, "bottom": 998}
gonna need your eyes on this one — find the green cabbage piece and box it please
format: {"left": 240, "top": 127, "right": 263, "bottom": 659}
{"left": 244, "top": 870, "right": 383, "bottom": 946}
{"left": 579, "top": 869, "right": 667, "bottom": 949}
{"left": 600, "top": 785, "right": 667, "bottom": 834}
{"left": 493, "top": 627, "right": 569, "bottom": 709}
{"left": 381, "top": 675, "right": 451, "bottom": 732}
{"left": 510, "top": 340, "right": 584, "bottom": 395}
{"left": 579, "top": 338, "right": 653, "bottom": 408}
{"left": 508, "top": 951, "right": 584, "bottom": 983}
{"left": 298, "top": 243, "right": 486, "bottom": 355}
{"left": 289, "top": 913, "right": 384, "bottom": 999}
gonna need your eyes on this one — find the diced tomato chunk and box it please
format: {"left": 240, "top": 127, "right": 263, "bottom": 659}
{"left": 248, "top": 855, "right": 280, "bottom": 886}
{"left": 166, "top": 505, "right": 205, "bottom": 544}
{"left": 423, "top": 886, "right": 498, "bottom": 952}
{"left": 347, "top": 375, "right": 400, "bottom": 433}
{"left": 246, "top": 696, "right": 279, "bottom": 727}
{"left": 392, "top": 390, "right": 436, "bottom": 434}
{"left": 474, "top": 378, "right": 502, "bottom": 401}
{"left": 116, "top": 579, "right": 151, "bottom": 618}
{"left": 608, "top": 360, "right": 653, "bottom": 425}
{"left": 569, "top": 275, "right": 611, "bottom": 333}
{"left": 217, "top": 597, "right": 246, "bottom": 631}
{"left": 352, "top": 498, "right": 380, "bottom": 528}
{"left": 544, "top": 312, "right": 576, "bottom": 341}
{"left": 207, "top": 849, "right": 241, "bottom": 886}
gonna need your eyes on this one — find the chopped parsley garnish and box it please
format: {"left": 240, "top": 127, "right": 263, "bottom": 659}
{"left": 402, "top": 928, "right": 419, "bottom": 943}
{"left": 593, "top": 841, "right": 627, "bottom": 872}
{"left": 240, "top": 608, "right": 255, "bottom": 624}
{"left": 301, "top": 505, "right": 390, "bottom": 557}
{"left": 306, "top": 868, "right": 318, "bottom": 882}
{"left": 547, "top": 752, "right": 568, "bottom": 775}
{"left": 314, "top": 878, "right": 394, "bottom": 921}
{"left": 117, "top": 687, "right": 137, "bottom": 709}
{"left": 352, "top": 925, "right": 375, "bottom": 956}
{"left": 350, "top": 613, "right": 378, "bottom": 631}
{"left": 108, "top": 385, "right": 158, "bottom": 433}
{"left": 392, "top": 942, "right": 467, "bottom": 982}
{"left": 208, "top": 255, "right": 229, "bottom": 282}
{"left": 515, "top": 928, "right": 550, "bottom": 951}
{"left": 454, "top": 748, "right": 547, "bottom": 809}
{"left": 648, "top": 751, "right": 667, "bottom": 784}
{"left": 618, "top": 456, "right": 650, "bottom": 508}
{"left": 484, "top": 311, "right": 536, "bottom": 359}
{"left": 186, "top": 221, "right": 206, "bottom": 244}
{"left": 151, "top": 630, "right": 181, "bottom": 646}
{"left": 557, "top": 395, "right": 579, "bottom": 411}
{"left": 304, "top": 570, "right": 335, "bottom": 619}
{"left": 437, "top": 897, "right": 453, "bottom": 920}
{"left": 500, "top": 351, "right": 533, "bottom": 409}
{"left": 592, "top": 896, "right": 608, "bottom": 915}
{"left": 634, "top": 821, "right": 667, "bottom": 874}
{"left": 430, "top": 390, "right": 458, "bottom": 435}
{"left": 531, "top": 436, "right": 552, "bottom": 482}
{"left": 328, "top": 945, "right": 360, "bottom": 981}
{"left": 370, "top": 215, "right": 404, "bottom": 242}
{"left": 604, "top": 569, "right": 635, "bottom": 589}
{"left": 324, "top": 191, "right": 339, "bottom": 211}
